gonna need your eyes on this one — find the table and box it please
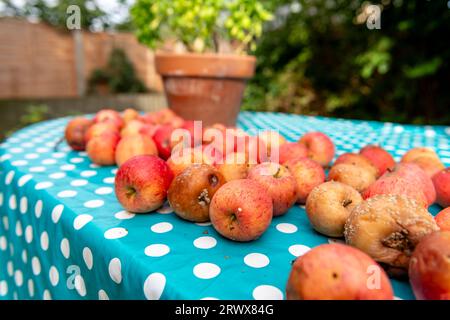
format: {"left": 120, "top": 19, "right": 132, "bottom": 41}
{"left": 1, "top": 112, "right": 449, "bottom": 300}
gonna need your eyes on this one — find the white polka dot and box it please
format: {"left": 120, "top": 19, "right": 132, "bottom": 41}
{"left": 108, "top": 258, "right": 122, "bottom": 284}
{"left": 35, "top": 200, "right": 43, "bottom": 218}
{"left": 2, "top": 216, "right": 9, "bottom": 231}
{"left": 143, "top": 273, "right": 166, "bottom": 300}
{"left": 201, "top": 297, "right": 219, "bottom": 300}
{"left": 0, "top": 154, "right": 12, "bottom": 162}
{"left": 151, "top": 222, "right": 173, "bottom": 234}
{"left": 7, "top": 261, "right": 13, "bottom": 276}
{"left": 60, "top": 238, "right": 70, "bottom": 259}
{"left": 95, "top": 187, "right": 113, "bottom": 195}
{"left": 0, "top": 281, "right": 7, "bottom": 297}
{"left": 156, "top": 205, "right": 174, "bottom": 214}
{"left": 114, "top": 210, "right": 135, "bottom": 220}
{"left": 81, "top": 170, "right": 97, "bottom": 178}
{"left": 25, "top": 153, "right": 39, "bottom": 160}
{"left": 90, "top": 164, "right": 100, "bottom": 169}
{"left": 19, "top": 197, "right": 28, "bottom": 214}
{"left": 111, "top": 168, "right": 118, "bottom": 174}
{"left": 0, "top": 193, "right": 3, "bottom": 207}
{"left": 252, "top": 285, "right": 283, "bottom": 300}
{"left": 49, "top": 172, "right": 66, "bottom": 179}
{"left": 5, "top": 171, "right": 15, "bottom": 185}
{"left": 276, "top": 223, "right": 298, "bottom": 234}
{"left": 70, "top": 179, "right": 88, "bottom": 187}
{"left": 83, "top": 247, "right": 93, "bottom": 270}
{"left": 43, "top": 290, "right": 51, "bottom": 300}
{"left": 52, "top": 152, "right": 66, "bottom": 159}
{"left": 98, "top": 289, "right": 109, "bottom": 300}
{"left": 37, "top": 147, "right": 50, "bottom": 153}
{"left": 32, "top": 257, "right": 41, "bottom": 275}
{"left": 104, "top": 227, "right": 128, "bottom": 240}
{"left": 57, "top": 190, "right": 77, "bottom": 198}
{"left": 25, "top": 225, "right": 33, "bottom": 244}
{"left": 10, "top": 147, "right": 24, "bottom": 153}
{"left": 29, "top": 166, "right": 46, "bottom": 173}
{"left": 14, "top": 270, "right": 23, "bottom": 287}
{"left": 21, "top": 142, "right": 34, "bottom": 148}
{"left": 75, "top": 275, "right": 87, "bottom": 297}
{"left": 394, "top": 296, "right": 403, "bottom": 300}
{"left": 42, "top": 159, "right": 57, "bottom": 165}
{"left": 193, "top": 263, "right": 221, "bottom": 280}
{"left": 196, "top": 222, "right": 212, "bottom": 226}
{"left": 70, "top": 157, "right": 84, "bottom": 163}
{"left": 425, "top": 129, "right": 436, "bottom": 138}
{"left": 145, "top": 244, "right": 170, "bottom": 257}
{"left": 21, "top": 250, "right": 27, "bottom": 263}
{"left": 84, "top": 200, "right": 104, "bottom": 208}
{"left": 60, "top": 164, "right": 75, "bottom": 171}
{"left": 289, "top": 245, "right": 311, "bottom": 257}
{"left": 51, "top": 204, "right": 64, "bottom": 223}
{"left": 244, "top": 253, "right": 270, "bottom": 268}
{"left": 13, "top": 292, "right": 18, "bottom": 300}
{"left": 12, "top": 160, "right": 28, "bottom": 166}
{"left": 28, "top": 279, "right": 34, "bottom": 297}
{"left": 73, "top": 214, "right": 93, "bottom": 230}
{"left": 40, "top": 232, "right": 49, "bottom": 251}
{"left": 0, "top": 236, "right": 7, "bottom": 251}
{"left": 35, "top": 181, "right": 53, "bottom": 190}
{"left": 15, "top": 221, "right": 23, "bottom": 237}
{"left": 18, "top": 174, "right": 33, "bottom": 187}
{"left": 49, "top": 266, "right": 59, "bottom": 286}
{"left": 78, "top": 151, "right": 88, "bottom": 157}
{"left": 9, "top": 195, "right": 17, "bottom": 210}
{"left": 193, "top": 236, "right": 217, "bottom": 249}
{"left": 103, "top": 177, "right": 115, "bottom": 184}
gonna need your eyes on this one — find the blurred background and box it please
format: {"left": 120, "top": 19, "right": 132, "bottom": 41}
{"left": 0, "top": 0, "right": 449, "bottom": 140}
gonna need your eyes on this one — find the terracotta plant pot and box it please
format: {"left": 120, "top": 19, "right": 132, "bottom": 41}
{"left": 155, "top": 53, "right": 256, "bottom": 126}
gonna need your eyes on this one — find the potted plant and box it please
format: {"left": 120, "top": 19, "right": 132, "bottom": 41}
{"left": 131, "top": 0, "right": 273, "bottom": 126}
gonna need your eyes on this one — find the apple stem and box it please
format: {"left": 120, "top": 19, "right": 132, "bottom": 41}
{"left": 342, "top": 199, "right": 353, "bottom": 208}
{"left": 54, "top": 135, "right": 65, "bottom": 152}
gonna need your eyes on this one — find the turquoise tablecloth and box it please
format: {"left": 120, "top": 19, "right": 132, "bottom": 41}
{"left": 0, "top": 112, "right": 449, "bottom": 300}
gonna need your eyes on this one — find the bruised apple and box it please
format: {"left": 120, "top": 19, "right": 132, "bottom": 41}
{"left": 216, "top": 152, "right": 254, "bottom": 182}
{"left": 409, "top": 231, "right": 450, "bottom": 300}
{"left": 168, "top": 164, "right": 225, "bottom": 222}
{"left": 115, "top": 155, "right": 174, "bottom": 213}
{"left": 65, "top": 117, "right": 92, "bottom": 151}
{"left": 209, "top": 179, "right": 273, "bottom": 242}
{"left": 344, "top": 194, "right": 439, "bottom": 277}
{"left": 286, "top": 244, "right": 394, "bottom": 300}
{"left": 328, "top": 163, "right": 377, "bottom": 193}
{"left": 306, "top": 181, "right": 362, "bottom": 237}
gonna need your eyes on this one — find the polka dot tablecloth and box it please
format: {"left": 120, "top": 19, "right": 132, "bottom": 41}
{"left": 0, "top": 111, "right": 449, "bottom": 300}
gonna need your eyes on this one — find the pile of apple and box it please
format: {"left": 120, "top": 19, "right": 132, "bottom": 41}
{"left": 65, "top": 108, "right": 450, "bottom": 300}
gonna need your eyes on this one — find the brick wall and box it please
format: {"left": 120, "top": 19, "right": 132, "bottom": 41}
{"left": 0, "top": 18, "right": 162, "bottom": 99}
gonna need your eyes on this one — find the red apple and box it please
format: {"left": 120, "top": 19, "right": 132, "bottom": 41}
{"left": 409, "top": 231, "right": 450, "bottom": 300}
{"left": 258, "top": 130, "right": 287, "bottom": 158}
{"left": 286, "top": 244, "right": 394, "bottom": 300}
{"left": 65, "top": 117, "right": 92, "bottom": 151}
{"left": 392, "top": 163, "right": 436, "bottom": 206}
{"left": 363, "top": 175, "right": 428, "bottom": 207}
{"left": 115, "top": 155, "right": 174, "bottom": 213}
{"left": 279, "top": 142, "right": 308, "bottom": 165}
{"left": 435, "top": 207, "right": 450, "bottom": 231}
{"left": 247, "top": 162, "right": 297, "bottom": 216}
{"left": 433, "top": 168, "right": 450, "bottom": 208}
{"left": 298, "top": 132, "right": 335, "bottom": 167}
{"left": 284, "top": 157, "right": 326, "bottom": 204}
{"left": 93, "top": 109, "right": 124, "bottom": 128}
{"left": 152, "top": 125, "right": 175, "bottom": 160}
{"left": 209, "top": 179, "right": 273, "bottom": 242}
{"left": 360, "top": 145, "right": 395, "bottom": 176}
{"left": 233, "top": 134, "right": 268, "bottom": 164}
{"left": 86, "top": 133, "right": 120, "bottom": 166}
{"left": 115, "top": 134, "right": 158, "bottom": 167}
{"left": 85, "top": 122, "right": 119, "bottom": 142}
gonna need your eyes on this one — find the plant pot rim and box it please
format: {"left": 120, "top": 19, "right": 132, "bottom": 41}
{"left": 154, "top": 52, "right": 256, "bottom": 79}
